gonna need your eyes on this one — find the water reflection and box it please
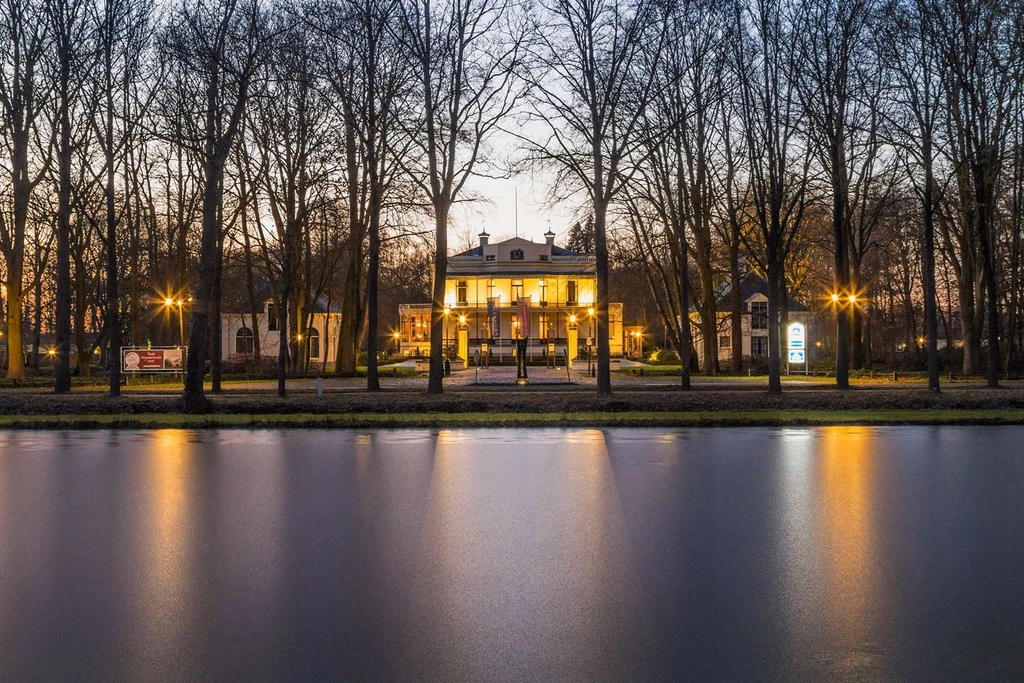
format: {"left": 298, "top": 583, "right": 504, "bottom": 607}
{"left": 409, "top": 429, "right": 640, "bottom": 680}
{"left": 131, "top": 430, "right": 196, "bottom": 680}
{"left": 818, "top": 427, "right": 878, "bottom": 651}
{"left": 2, "top": 427, "right": 1024, "bottom": 681}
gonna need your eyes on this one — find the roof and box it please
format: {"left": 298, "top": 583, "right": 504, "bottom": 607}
{"left": 221, "top": 291, "right": 341, "bottom": 315}
{"left": 452, "top": 235, "right": 582, "bottom": 258}
{"left": 714, "top": 274, "right": 809, "bottom": 312}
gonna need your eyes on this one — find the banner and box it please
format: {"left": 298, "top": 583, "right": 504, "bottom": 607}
{"left": 487, "top": 298, "right": 500, "bottom": 339}
{"left": 122, "top": 347, "right": 185, "bottom": 372}
{"left": 518, "top": 297, "right": 531, "bottom": 338}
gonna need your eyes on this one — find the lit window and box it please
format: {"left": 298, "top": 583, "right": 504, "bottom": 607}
{"left": 512, "top": 279, "right": 523, "bottom": 301}
{"left": 308, "top": 328, "right": 320, "bottom": 359}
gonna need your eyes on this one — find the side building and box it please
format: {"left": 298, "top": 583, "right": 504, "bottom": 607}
{"left": 691, "top": 275, "right": 814, "bottom": 369}
{"left": 220, "top": 296, "right": 343, "bottom": 369}
{"left": 398, "top": 230, "right": 624, "bottom": 363}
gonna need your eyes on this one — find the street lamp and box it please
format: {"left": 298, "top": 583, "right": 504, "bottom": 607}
{"left": 632, "top": 330, "right": 643, "bottom": 359}
{"left": 393, "top": 331, "right": 401, "bottom": 356}
{"left": 162, "top": 296, "right": 186, "bottom": 347}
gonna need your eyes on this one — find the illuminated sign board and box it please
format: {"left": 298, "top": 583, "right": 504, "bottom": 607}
{"left": 787, "top": 323, "right": 806, "bottom": 365}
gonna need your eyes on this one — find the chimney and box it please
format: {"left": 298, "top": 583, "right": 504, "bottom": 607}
{"left": 544, "top": 229, "right": 556, "bottom": 247}
{"left": 479, "top": 230, "right": 490, "bottom": 248}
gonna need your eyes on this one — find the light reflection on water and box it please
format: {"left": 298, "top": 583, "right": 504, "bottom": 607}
{"left": 1, "top": 426, "right": 1024, "bottom": 681}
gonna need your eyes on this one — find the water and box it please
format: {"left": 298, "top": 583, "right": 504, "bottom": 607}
{"left": 1, "top": 427, "right": 1023, "bottom": 681}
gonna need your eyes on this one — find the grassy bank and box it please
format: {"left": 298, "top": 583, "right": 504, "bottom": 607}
{"left": 3, "top": 408, "right": 1024, "bottom": 429}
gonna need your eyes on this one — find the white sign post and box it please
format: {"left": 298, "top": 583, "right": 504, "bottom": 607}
{"left": 787, "top": 322, "right": 806, "bottom": 374}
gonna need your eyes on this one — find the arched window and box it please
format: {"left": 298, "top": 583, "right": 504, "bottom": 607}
{"left": 236, "top": 327, "right": 254, "bottom": 355}
{"left": 308, "top": 328, "right": 320, "bottom": 359}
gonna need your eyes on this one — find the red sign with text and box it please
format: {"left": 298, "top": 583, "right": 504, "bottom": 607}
{"left": 122, "top": 347, "right": 184, "bottom": 372}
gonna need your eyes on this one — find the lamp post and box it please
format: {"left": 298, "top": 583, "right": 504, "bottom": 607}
{"left": 164, "top": 297, "right": 185, "bottom": 347}
{"left": 587, "top": 307, "right": 595, "bottom": 377}
{"left": 393, "top": 331, "right": 401, "bottom": 356}
{"left": 632, "top": 330, "right": 643, "bottom": 359}
{"left": 443, "top": 306, "right": 450, "bottom": 359}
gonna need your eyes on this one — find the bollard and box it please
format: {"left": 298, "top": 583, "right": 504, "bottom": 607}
{"left": 892, "top": 371, "right": 898, "bottom": 381}
{"left": 316, "top": 376, "right": 324, "bottom": 397}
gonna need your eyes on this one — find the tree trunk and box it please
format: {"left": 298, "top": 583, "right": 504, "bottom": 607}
{"left": 211, "top": 209, "right": 223, "bottom": 393}
{"left": 366, "top": 198, "right": 381, "bottom": 391}
{"left": 54, "top": 37, "right": 73, "bottom": 393}
{"left": 679, "top": 224, "right": 692, "bottom": 390}
{"left": 832, "top": 139, "right": 851, "bottom": 389}
{"left": 766, "top": 246, "right": 783, "bottom": 395}
{"left": 31, "top": 270, "right": 42, "bottom": 370}
{"left": 427, "top": 202, "right": 449, "bottom": 394}
{"left": 729, "top": 237, "right": 742, "bottom": 374}
{"left": 593, "top": 200, "right": 612, "bottom": 395}
{"left": 182, "top": 70, "right": 224, "bottom": 413}
{"left": 74, "top": 260, "right": 89, "bottom": 376}
{"left": 6, "top": 277, "right": 25, "bottom": 378}
{"left": 922, "top": 139, "right": 940, "bottom": 392}
{"left": 239, "top": 168, "right": 261, "bottom": 361}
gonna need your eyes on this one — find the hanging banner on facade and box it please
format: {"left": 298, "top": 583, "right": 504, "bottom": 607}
{"left": 122, "top": 347, "right": 185, "bottom": 372}
{"left": 518, "top": 297, "right": 531, "bottom": 338}
{"left": 487, "top": 298, "right": 500, "bottom": 339}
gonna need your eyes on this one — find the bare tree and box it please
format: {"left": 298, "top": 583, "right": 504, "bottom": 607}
{"left": 793, "top": 0, "right": 874, "bottom": 388}
{"left": 396, "top": 0, "right": 525, "bottom": 394}
{"left": 731, "top": 0, "right": 812, "bottom": 394}
{"left": 247, "top": 8, "right": 329, "bottom": 395}
{"left": 882, "top": 0, "right": 943, "bottom": 391}
{"left": 527, "top": 0, "right": 668, "bottom": 394}
{"left": 162, "top": 0, "right": 270, "bottom": 412}
{"left": 0, "top": 0, "right": 50, "bottom": 380}
{"left": 91, "top": 0, "right": 154, "bottom": 395}
{"left": 933, "top": 0, "right": 1021, "bottom": 386}
{"left": 318, "top": 0, "right": 411, "bottom": 390}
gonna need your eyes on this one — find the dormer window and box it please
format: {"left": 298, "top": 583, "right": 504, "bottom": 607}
{"left": 510, "top": 248, "right": 524, "bottom": 260}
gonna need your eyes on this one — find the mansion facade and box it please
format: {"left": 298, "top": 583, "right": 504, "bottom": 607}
{"left": 398, "top": 230, "right": 624, "bottom": 363}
